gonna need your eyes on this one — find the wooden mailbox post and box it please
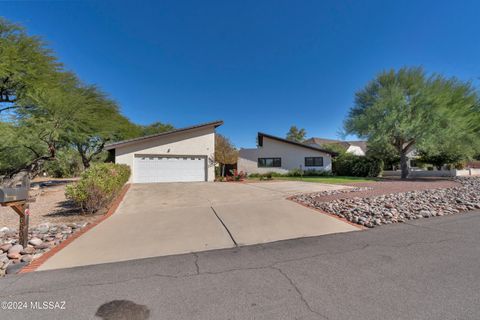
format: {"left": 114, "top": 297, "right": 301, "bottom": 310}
{"left": 1, "top": 201, "right": 29, "bottom": 248}
{"left": 1, "top": 175, "right": 30, "bottom": 248}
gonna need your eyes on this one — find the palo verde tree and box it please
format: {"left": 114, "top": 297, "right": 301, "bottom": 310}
{"left": 139, "top": 122, "right": 174, "bottom": 136}
{"left": 286, "top": 125, "right": 307, "bottom": 142}
{"left": 1, "top": 83, "right": 72, "bottom": 177}
{"left": 344, "top": 67, "right": 480, "bottom": 179}
{"left": 0, "top": 18, "right": 62, "bottom": 114}
{"left": 0, "top": 18, "right": 68, "bottom": 177}
{"left": 414, "top": 80, "right": 480, "bottom": 167}
{"left": 0, "top": 18, "right": 144, "bottom": 177}
{"left": 215, "top": 134, "right": 238, "bottom": 177}
{"left": 63, "top": 83, "right": 142, "bottom": 169}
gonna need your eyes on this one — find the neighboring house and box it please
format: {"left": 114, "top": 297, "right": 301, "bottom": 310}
{"left": 238, "top": 133, "right": 337, "bottom": 174}
{"left": 304, "top": 137, "right": 367, "bottom": 156}
{"left": 406, "top": 148, "right": 420, "bottom": 169}
{"left": 105, "top": 121, "right": 223, "bottom": 183}
{"left": 306, "top": 137, "right": 423, "bottom": 169}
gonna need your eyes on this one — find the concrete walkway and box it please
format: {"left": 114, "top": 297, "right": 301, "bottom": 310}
{"left": 38, "top": 181, "right": 358, "bottom": 270}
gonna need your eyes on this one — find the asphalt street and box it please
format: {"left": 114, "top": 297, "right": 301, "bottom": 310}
{"left": 1, "top": 211, "right": 479, "bottom": 320}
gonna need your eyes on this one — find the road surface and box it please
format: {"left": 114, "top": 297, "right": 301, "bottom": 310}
{"left": 1, "top": 211, "right": 479, "bottom": 320}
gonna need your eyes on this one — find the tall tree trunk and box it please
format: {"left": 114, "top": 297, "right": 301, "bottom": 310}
{"left": 76, "top": 145, "right": 90, "bottom": 169}
{"left": 221, "top": 164, "right": 225, "bottom": 177}
{"left": 81, "top": 156, "right": 90, "bottom": 169}
{"left": 400, "top": 151, "right": 409, "bottom": 179}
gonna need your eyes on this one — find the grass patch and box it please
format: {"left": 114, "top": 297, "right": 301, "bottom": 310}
{"left": 248, "top": 176, "right": 378, "bottom": 184}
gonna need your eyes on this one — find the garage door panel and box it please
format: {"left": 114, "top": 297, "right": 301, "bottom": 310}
{"left": 134, "top": 156, "right": 206, "bottom": 183}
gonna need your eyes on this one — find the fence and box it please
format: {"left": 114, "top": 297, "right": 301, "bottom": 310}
{"left": 382, "top": 169, "right": 480, "bottom": 178}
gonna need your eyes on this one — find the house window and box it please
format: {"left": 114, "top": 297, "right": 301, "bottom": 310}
{"left": 305, "top": 157, "right": 324, "bottom": 167}
{"left": 258, "top": 158, "right": 281, "bottom": 168}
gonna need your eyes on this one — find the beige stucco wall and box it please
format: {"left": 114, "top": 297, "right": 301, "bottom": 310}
{"left": 114, "top": 127, "right": 216, "bottom": 182}
{"left": 238, "top": 137, "right": 332, "bottom": 174}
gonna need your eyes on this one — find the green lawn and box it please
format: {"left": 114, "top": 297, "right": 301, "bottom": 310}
{"left": 248, "top": 176, "right": 377, "bottom": 184}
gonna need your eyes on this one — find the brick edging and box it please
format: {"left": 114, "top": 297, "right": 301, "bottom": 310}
{"left": 19, "top": 184, "right": 131, "bottom": 273}
{"left": 287, "top": 196, "right": 366, "bottom": 230}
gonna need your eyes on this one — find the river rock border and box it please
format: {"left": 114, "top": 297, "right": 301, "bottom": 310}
{"left": 0, "top": 222, "right": 89, "bottom": 276}
{"left": 292, "top": 177, "right": 480, "bottom": 228}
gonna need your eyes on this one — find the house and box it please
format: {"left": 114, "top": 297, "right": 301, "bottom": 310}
{"left": 304, "top": 137, "right": 367, "bottom": 156}
{"left": 105, "top": 121, "right": 223, "bottom": 183}
{"left": 238, "top": 133, "right": 337, "bottom": 174}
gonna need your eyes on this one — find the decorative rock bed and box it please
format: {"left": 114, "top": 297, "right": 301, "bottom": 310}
{"left": 0, "top": 222, "right": 89, "bottom": 276}
{"left": 292, "top": 177, "right": 480, "bottom": 228}
{"left": 297, "top": 186, "right": 373, "bottom": 198}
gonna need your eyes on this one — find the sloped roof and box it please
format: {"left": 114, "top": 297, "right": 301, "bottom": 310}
{"left": 304, "top": 137, "right": 368, "bottom": 154}
{"left": 105, "top": 120, "right": 223, "bottom": 150}
{"left": 347, "top": 140, "right": 368, "bottom": 153}
{"left": 258, "top": 133, "right": 338, "bottom": 156}
{"left": 304, "top": 137, "right": 350, "bottom": 149}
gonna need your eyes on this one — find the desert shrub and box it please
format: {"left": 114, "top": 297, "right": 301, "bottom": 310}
{"left": 234, "top": 170, "right": 246, "bottom": 181}
{"left": 260, "top": 172, "right": 273, "bottom": 180}
{"left": 269, "top": 171, "right": 284, "bottom": 177}
{"left": 228, "top": 169, "right": 246, "bottom": 181}
{"left": 333, "top": 154, "right": 382, "bottom": 177}
{"left": 287, "top": 168, "right": 303, "bottom": 177}
{"left": 42, "top": 149, "right": 84, "bottom": 178}
{"left": 65, "top": 163, "right": 131, "bottom": 213}
{"left": 286, "top": 168, "right": 335, "bottom": 177}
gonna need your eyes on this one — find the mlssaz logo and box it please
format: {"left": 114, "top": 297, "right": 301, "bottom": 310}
{"left": 30, "top": 301, "right": 66, "bottom": 310}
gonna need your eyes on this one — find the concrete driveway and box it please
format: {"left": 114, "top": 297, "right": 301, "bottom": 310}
{"left": 38, "top": 181, "right": 358, "bottom": 270}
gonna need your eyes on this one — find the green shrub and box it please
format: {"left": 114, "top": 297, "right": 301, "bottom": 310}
{"left": 42, "top": 149, "right": 83, "bottom": 178}
{"left": 304, "top": 169, "right": 333, "bottom": 177}
{"left": 65, "top": 163, "right": 131, "bottom": 213}
{"left": 248, "top": 173, "right": 261, "bottom": 178}
{"left": 287, "top": 168, "right": 303, "bottom": 177}
{"left": 259, "top": 172, "right": 273, "bottom": 180}
{"left": 333, "top": 154, "right": 382, "bottom": 177}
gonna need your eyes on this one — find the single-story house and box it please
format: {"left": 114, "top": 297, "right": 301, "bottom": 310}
{"left": 105, "top": 120, "right": 223, "bottom": 183}
{"left": 238, "top": 133, "right": 337, "bottom": 174}
{"left": 304, "top": 137, "right": 367, "bottom": 156}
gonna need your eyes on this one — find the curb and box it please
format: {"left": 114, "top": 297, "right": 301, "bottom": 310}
{"left": 287, "top": 196, "right": 366, "bottom": 230}
{"left": 19, "top": 184, "right": 131, "bottom": 274}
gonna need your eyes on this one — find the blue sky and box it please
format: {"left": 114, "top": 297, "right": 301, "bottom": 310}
{"left": 2, "top": 0, "right": 480, "bottom": 147}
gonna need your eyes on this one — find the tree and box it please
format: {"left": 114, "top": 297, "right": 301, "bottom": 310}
{"left": 365, "top": 139, "right": 400, "bottom": 170}
{"left": 417, "top": 151, "right": 463, "bottom": 170}
{"left": 215, "top": 134, "right": 238, "bottom": 177}
{"left": 140, "top": 122, "right": 174, "bottom": 136}
{"left": 344, "top": 67, "right": 480, "bottom": 179}
{"left": 286, "top": 125, "right": 307, "bottom": 142}
{"left": 320, "top": 142, "right": 347, "bottom": 155}
{"left": 1, "top": 86, "right": 69, "bottom": 177}
{"left": 0, "top": 18, "right": 146, "bottom": 176}
{"left": 62, "top": 83, "right": 142, "bottom": 169}
{"left": 0, "top": 18, "right": 72, "bottom": 178}
{"left": 0, "top": 18, "right": 62, "bottom": 114}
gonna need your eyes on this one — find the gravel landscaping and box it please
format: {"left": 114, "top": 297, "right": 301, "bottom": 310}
{"left": 0, "top": 222, "right": 89, "bottom": 276}
{"left": 0, "top": 180, "right": 101, "bottom": 276}
{"left": 292, "top": 177, "right": 480, "bottom": 228}
{"left": 0, "top": 181, "right": 99, "bottom": 230}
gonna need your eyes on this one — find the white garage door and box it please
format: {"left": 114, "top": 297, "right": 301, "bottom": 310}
{"left": 133, "top": 156, "right": 206, "bottom": 183}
